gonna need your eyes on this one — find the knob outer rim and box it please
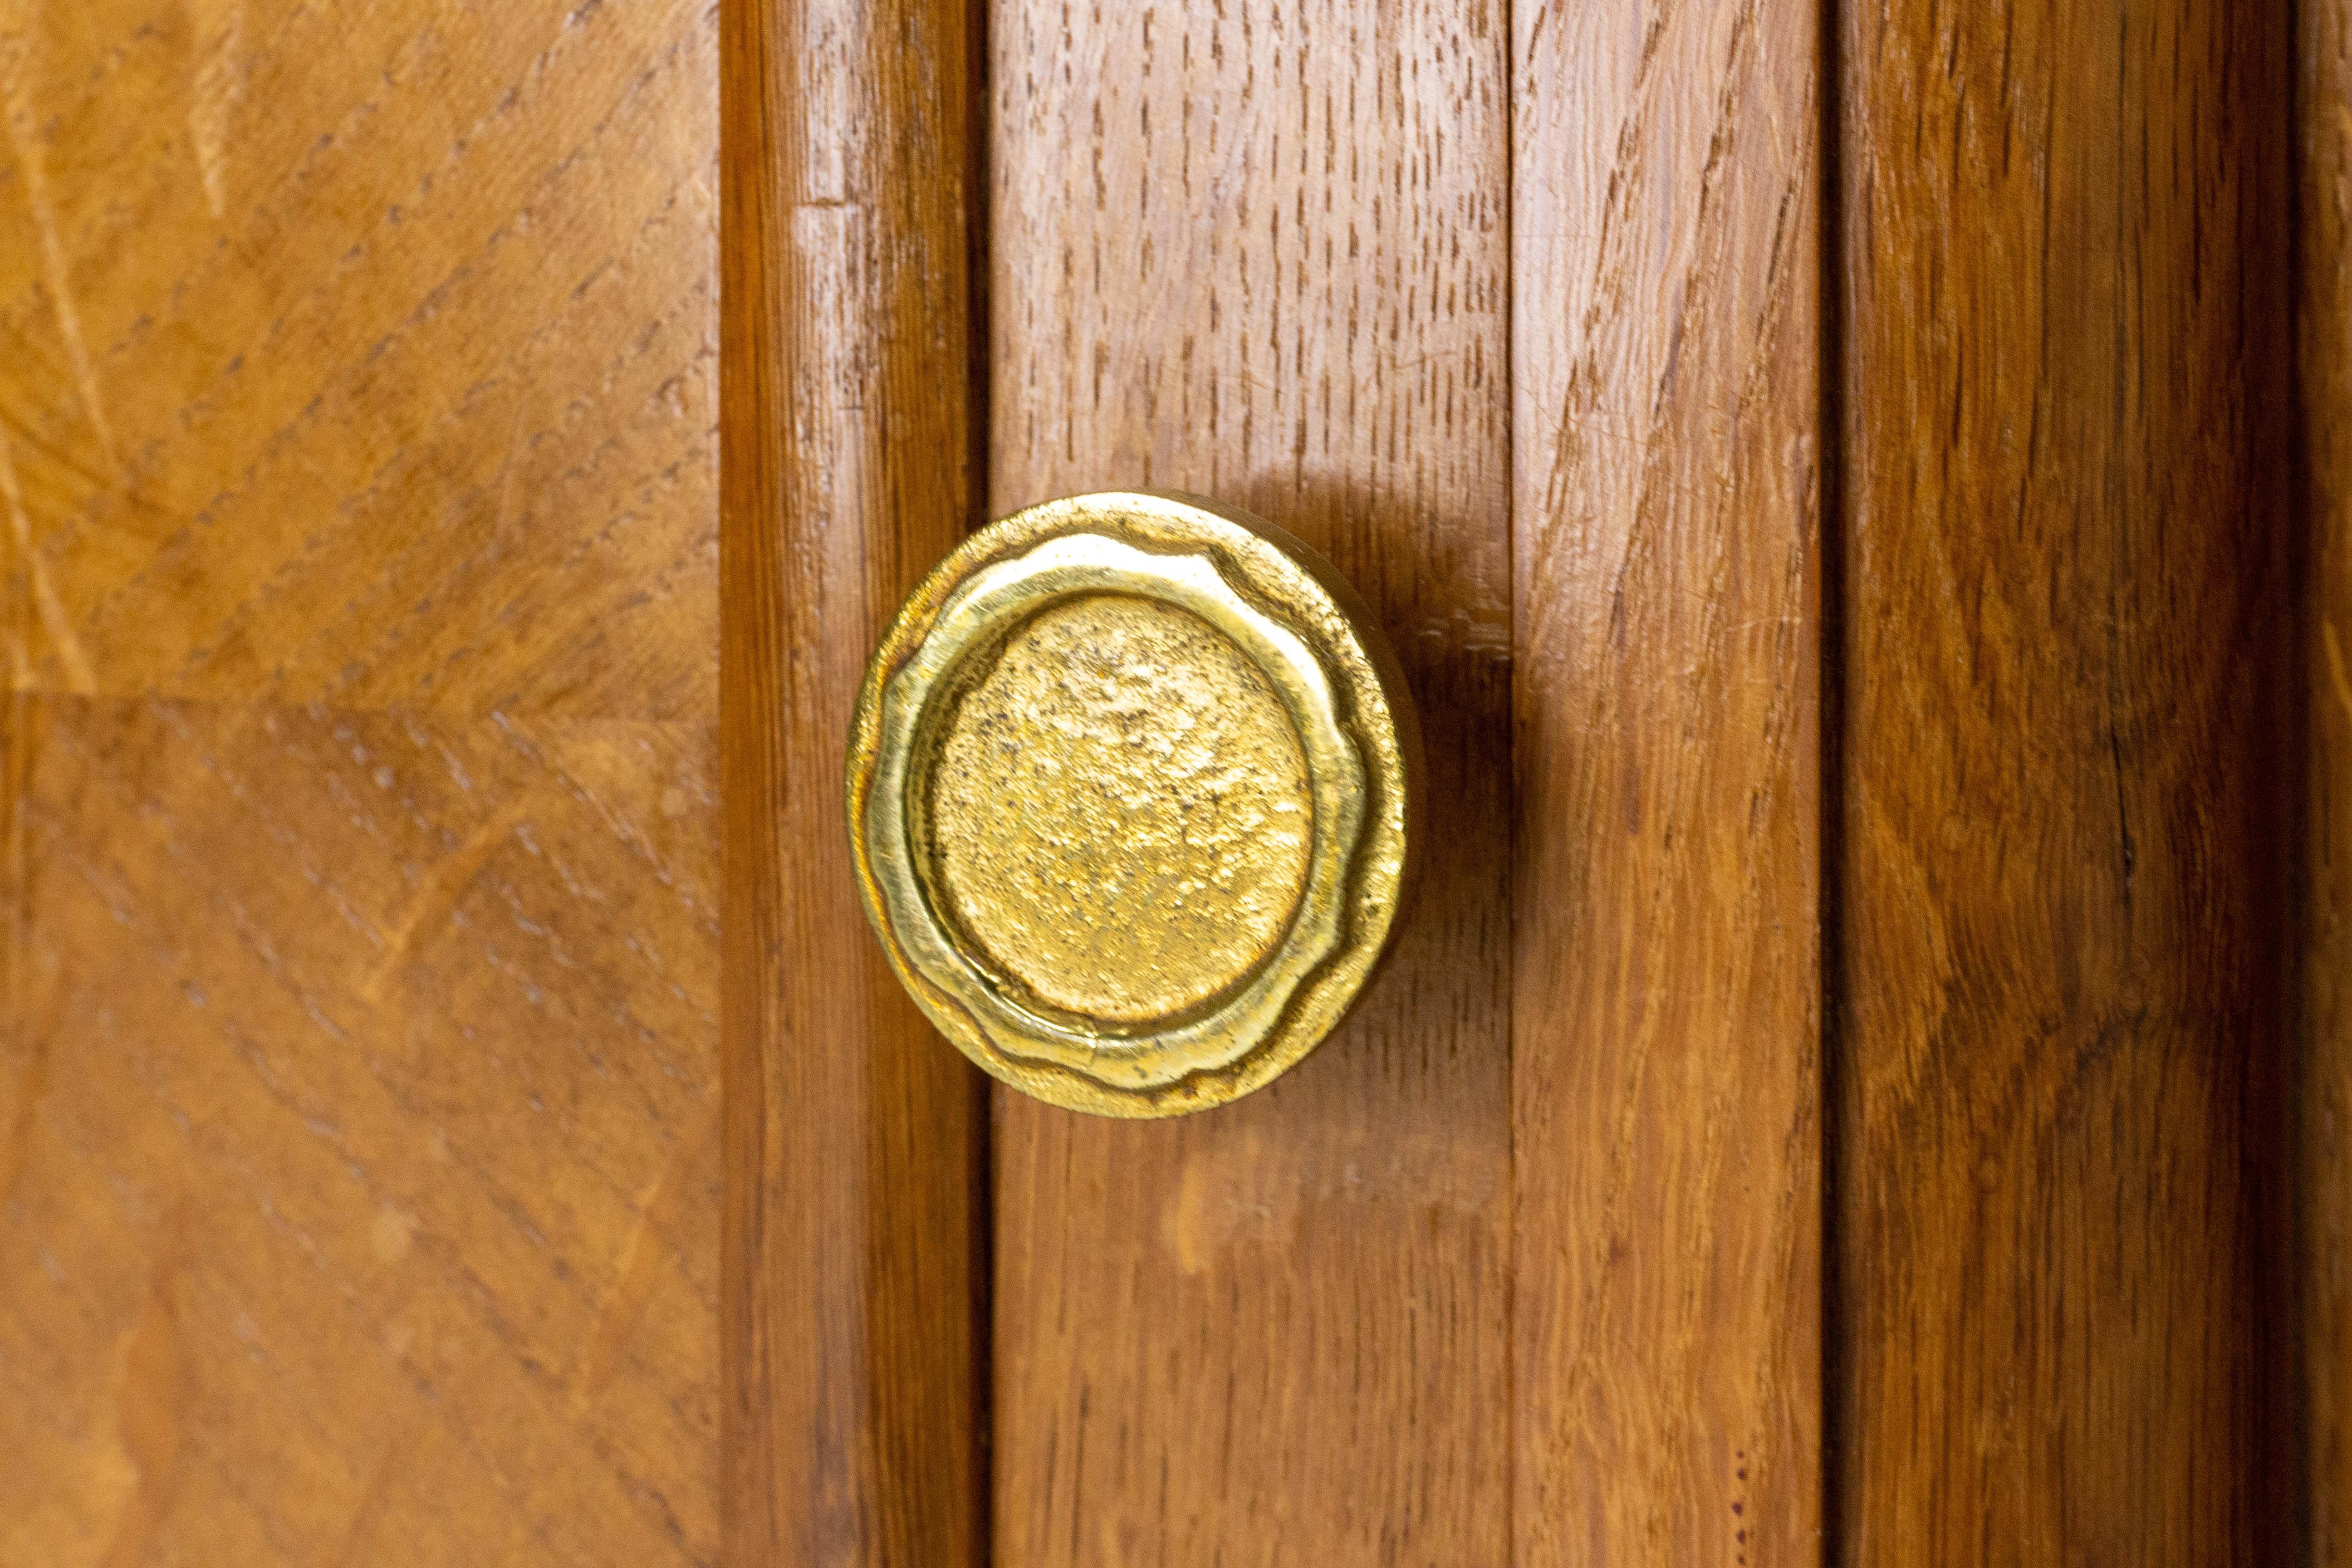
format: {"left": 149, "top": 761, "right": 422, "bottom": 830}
{"left": 844, "top": 490, "right": 1423, "bottom": 1119}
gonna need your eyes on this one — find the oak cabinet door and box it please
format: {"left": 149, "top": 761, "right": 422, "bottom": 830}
{"left": 731, "top": 1, "right": 2311, "bottom": 1565}
{"left": 0, "top": 0, "right": 2325, "bottom": 1563}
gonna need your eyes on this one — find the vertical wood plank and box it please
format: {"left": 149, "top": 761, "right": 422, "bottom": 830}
{"left": 984, "top": 4, "right": 1514, "bottom": 1562}
{"left": 1510, "top": 1, "right": 1823, "bottom": 1563}
{"left": 1835, "top": 0, "right": 2297, "bottom": 1559}
{"left": 2308, "top": 0, "right": 2352, "bottom": 1556}
{"left": 720, "top": 0, "right": 988, "bottom": 1562}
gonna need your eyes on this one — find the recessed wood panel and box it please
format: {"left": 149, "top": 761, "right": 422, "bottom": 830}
{"left": 0, "top": 2, "right": 720, "bottom": 1563}
{"left": 1834, "top": 0, "right": 2297, "bottom": 1559}
{"left": 719, "top": 0, "right": 990, "bottom": 1563}
{"left": 985, "top": 2, "right": 1514, "bottom": 1560}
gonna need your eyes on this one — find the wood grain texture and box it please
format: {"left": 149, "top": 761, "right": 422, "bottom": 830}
{"left": 719, "top": 0, "right": 989, "bottom": 1563}
{"left": 2309, "top": 0, "right": 2352, "bottom": 1557}
{"left": 1511, "top": 1, "right": 1822, "bottom": 1563}
{"left": 1835, "top": 0, "right": 2297, "bottom": 1559}
{"left": 0, "top": 0, "right": 720, "bottom": 1564}
{"left": 984, "top": 2, "right": 1513, "bottom": 1561}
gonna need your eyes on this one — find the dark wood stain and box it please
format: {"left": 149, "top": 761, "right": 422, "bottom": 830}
{"left": 1834, "top": 0, "right": 2299, "bottom": 1558}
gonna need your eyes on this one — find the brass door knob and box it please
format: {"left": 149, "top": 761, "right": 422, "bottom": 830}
{"left": 847, "top": 492, "right": 1421, "bottom": 1117}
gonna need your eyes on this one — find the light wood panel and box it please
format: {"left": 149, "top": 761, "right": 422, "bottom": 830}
{"left": 719, "top": 0, "right": 989, "bottom": 1563}
{"left": 1511, "top": 1, "right": 1822, "bottom": 1562}
{"left": 2308, "top": 0, "right": 2352, "bottom": 1557}
{"left": 0, "top": 1, "right": 720, "bottom": 1565}
{"left": 985, "top": 2, "right": 1514, "bottom": 1561}
{"left": 1835, "top": 0, "right": 2297, "bottom": 1560}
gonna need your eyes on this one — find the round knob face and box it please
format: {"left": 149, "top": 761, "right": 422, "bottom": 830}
{"left": 846, "top": 492, "right": 1421, "bottom": 1117}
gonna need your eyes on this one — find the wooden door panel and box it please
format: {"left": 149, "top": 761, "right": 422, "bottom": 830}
{"left": 0, "top": 2, "right": 720, "bottom": 1563}
{"left": 1835, "top": 0, "right": 2297, "bottom": 1559}
{"left": 1511, "top": 1, "right": 1823, "bottom": 1562}
{"left": 984, "top": 3, "right": 1515, "bottom": 1562}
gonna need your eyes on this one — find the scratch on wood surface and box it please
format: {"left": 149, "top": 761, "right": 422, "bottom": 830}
{"left": 186, "top": 0, "right": 247, "bottom": 219}
{"left": 99, "top": 1233, "right": 187, "bottom": 1568}
{"left": 360, "top": 799, "right": 530, "bottom": 1001}
{"left": 0, "top": 426, "right": 96, "bottom": 694}
{"left": 572, "top": 1099, "right": 715, "bottom": 1409}
{"left": 0, "top": 31, "right": 121, "bottom": 473}
{"left": 1162, "top": 1123, "right": 1504, "bottom": 1278}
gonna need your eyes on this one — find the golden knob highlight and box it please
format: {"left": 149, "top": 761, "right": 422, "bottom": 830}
{"left": 846, "top": 492, "right": 1420, "bottom": 1117}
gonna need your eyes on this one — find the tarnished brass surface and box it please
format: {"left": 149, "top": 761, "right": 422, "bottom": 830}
{"left": 847, "top": 492, "right": 1420, "bottom": 1117}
